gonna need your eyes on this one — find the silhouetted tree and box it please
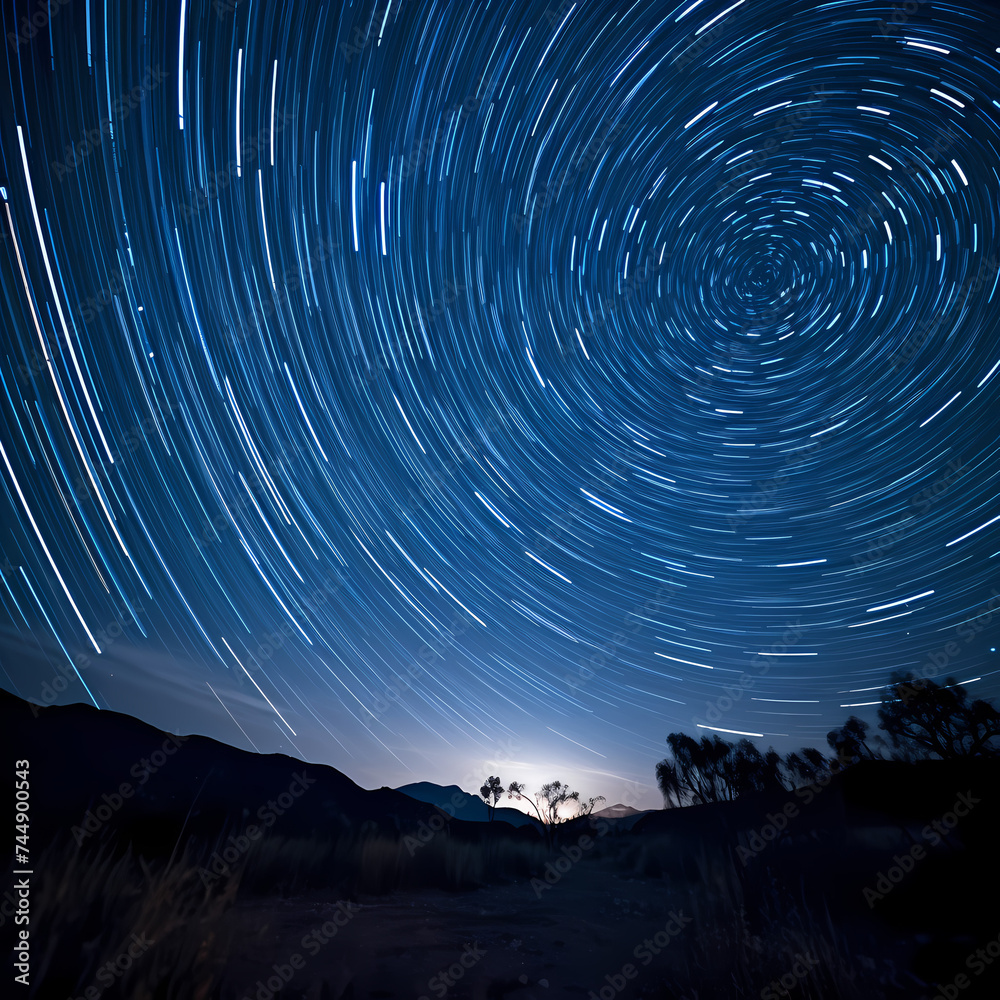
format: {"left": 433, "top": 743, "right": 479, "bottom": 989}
{"left": 827, "top": 715, "right": 880, "bottom": 761}
{"left": 725, "top": 739, "right": 785, "bottom": 797}
{"left": 536, "top": 780, "right": 605, "bottom": 825}
{"left": 763, "top": 747, "right": 785, "bottom": 789}
{"left": 656, "top": 733, "right": 829, "bottom": 805}
{"left": 657, "top": 733, "right": 738, "bottom": 806}
{"left": 506, "top": 780, "right": 602, "bottom": 847}
{"left": 536, "top": 780, "right": 579, "bottom": 824}
{"left": 656, "top": 733, "right": 729, "bottom": 806}
{"left": 506, "top": 781, "right": 547, "bottom": 843}
{"left": 654, "top": 757, "right": 685, "bottom": 809}
{"left": 578, "top": 793, "right": 606, "bottom": 817}
{"left": 480, "top": 775, "right": 504, "bottom": 822}
{"left": 781, "top": 747, "right": 829, "bottom": 789}
{"left": 878, "top": 672, "right": 1000, "bottom": 759}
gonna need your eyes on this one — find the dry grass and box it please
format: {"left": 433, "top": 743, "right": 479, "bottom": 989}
{"left": 646, "top": 842, "right": 888, "bottom": 999}
{"left": 27, "top": 834, "right": 242, "bottom": 999}
{"left": 24, "top": 819, "right": 902, "bottom": 1000}
{"left": 228, "top": 818, "right": 549, "bottom": 897}
{"left": 29, "top": 829, "right": 547, "bottom": 1000}
{"left": 25, "top": 821, "right": 548, "bottom": 997}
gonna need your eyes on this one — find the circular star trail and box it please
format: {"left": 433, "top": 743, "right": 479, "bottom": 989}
{"left": 2, "top": 0, "right": 1000, "bottom": 800}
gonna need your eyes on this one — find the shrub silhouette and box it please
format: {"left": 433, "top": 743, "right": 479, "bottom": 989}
{"left": 656, "top": 733, "right": 828, "bottom": 807}
{"left": 506, "top": 780, "right": 603, "bottom": 847}
{"left": 878, "top": 671, "right": 1000, "bottom": 758}
{"left": 826, "top": 714, "right": 883, "bottom": 761}
{"left": 656, "top": 669, "right": 1000, "bottom": 808}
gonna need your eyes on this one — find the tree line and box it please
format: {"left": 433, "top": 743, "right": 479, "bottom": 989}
{"left": 655, "top": 670, "right": 1000, "bottom": 807}
{"left": 479, "top": 671, "right": 1000, "bottom": 824}
{"left": 479, "top": 777, "right": 604, "bottom": 847}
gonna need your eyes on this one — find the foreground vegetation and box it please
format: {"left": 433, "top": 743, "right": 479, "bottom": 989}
{"left": 28, "top": 808, "right": 914, "bottom": 1000}
{"left": 654, "top": 671, "right": 1000, "bottom": 808}
{"left": 16, "top": 668, "right": 999, "bottom": 998}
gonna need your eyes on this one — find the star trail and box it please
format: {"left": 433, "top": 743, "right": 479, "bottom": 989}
{"left": 2, "top": 0, "right": 1000, "bottom": 807}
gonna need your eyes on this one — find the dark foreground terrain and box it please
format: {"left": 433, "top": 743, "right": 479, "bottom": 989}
{"left": 3, "top": 688, "right": 999, "bottom": 999}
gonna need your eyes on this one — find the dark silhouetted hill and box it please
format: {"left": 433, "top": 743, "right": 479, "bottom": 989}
{"left": 0, "top": 687, "right": 539, "bottom": 860}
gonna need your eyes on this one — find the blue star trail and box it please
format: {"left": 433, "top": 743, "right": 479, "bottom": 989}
{"left": 1, "top": 0, "right": 999, "bottom": 805}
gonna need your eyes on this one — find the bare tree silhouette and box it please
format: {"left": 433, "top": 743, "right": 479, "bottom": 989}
{"left": 506, "top": 780, "right": 603, "bottom": 847}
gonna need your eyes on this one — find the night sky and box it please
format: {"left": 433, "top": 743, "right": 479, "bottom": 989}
{"left": 1, "top": 0, "right": 999, "bottom": 812}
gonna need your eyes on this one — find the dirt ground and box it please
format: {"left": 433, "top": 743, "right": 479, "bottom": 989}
{"left": 221, "top": 856, "right": 703, "bottom": 1000}
{"left": 218, "top": 851, "right": 927, "bottom": 1000}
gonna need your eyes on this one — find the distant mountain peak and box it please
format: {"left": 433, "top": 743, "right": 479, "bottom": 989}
{"left": 593, "top": 803, "right": 645, "bottom": 817}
